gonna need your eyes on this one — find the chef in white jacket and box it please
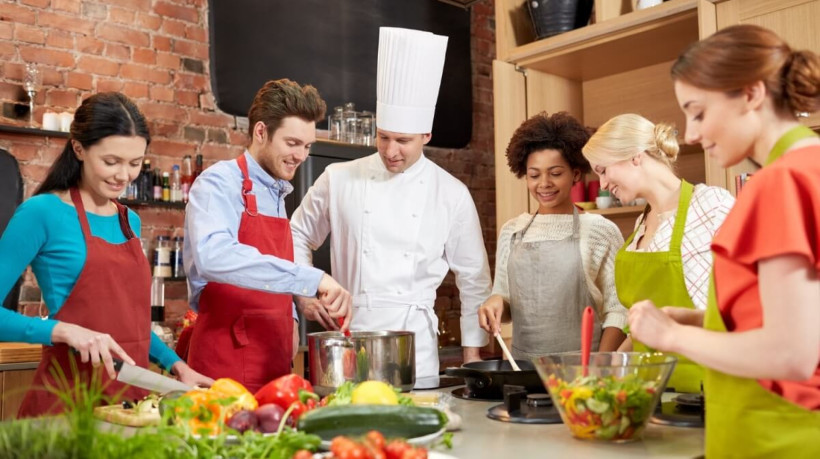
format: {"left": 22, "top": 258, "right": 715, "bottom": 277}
{"left": 290, "top": 27, "right": 492, "bottom": 386}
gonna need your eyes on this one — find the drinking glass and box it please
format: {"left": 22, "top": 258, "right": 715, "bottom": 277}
{"left": 23, "top": 63, "right": 42, "bottom": 127}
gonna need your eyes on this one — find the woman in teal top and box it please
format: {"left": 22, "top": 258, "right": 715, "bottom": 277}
{"left": 0, "top": 93, "right": 211, "bottom": 409}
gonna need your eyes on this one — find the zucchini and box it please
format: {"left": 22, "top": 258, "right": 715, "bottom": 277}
{"left": 297, "top": 405, "right": 447, "bottom": 440}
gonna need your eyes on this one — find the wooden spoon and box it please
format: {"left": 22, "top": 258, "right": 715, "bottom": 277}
{"left": 495, "top": 332, "right": 521, "bottom": 371}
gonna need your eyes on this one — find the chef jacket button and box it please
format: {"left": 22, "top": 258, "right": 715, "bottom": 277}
{"left": 301, "top": 288, "right": 308, "bottom": 294}
{"left": 404, "top": 252, "right": 410, "bottom": 258}
{"left": 397, "top": 289, "right": 402, "bottom": 294}
{"left": 412, "top": 213, "right": 418, "bottom": 218}
{"left": 265, "top": 284, "right": 270, "bottom": 290}
{"left": 362, "top": 288, "right": 367, "bottom": 293}
{"left": 364, "top": 209, "right": 370, "bottom": 214}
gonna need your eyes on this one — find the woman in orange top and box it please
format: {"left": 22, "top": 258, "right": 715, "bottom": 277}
{"left": 628, "top": 25, "right": 820, "bottom": 456}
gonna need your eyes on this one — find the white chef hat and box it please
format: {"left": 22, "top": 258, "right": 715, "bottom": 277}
{"left": 376, "top": 27, "right": 448, "bottom": 134}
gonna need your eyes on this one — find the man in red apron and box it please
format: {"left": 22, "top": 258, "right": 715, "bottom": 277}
{"left": 184, "top": 80, "right": 352, "bottom": 392}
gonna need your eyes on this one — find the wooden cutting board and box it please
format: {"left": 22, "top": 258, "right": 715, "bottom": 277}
{"left": 93, "top": 404, "right": 161, "bottom": 427}
{"left": 0, "top": 343, "right": 42, "bottom": 364}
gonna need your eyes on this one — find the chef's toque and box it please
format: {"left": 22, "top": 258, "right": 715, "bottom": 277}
{"left": 376, "top": 27, "right": 448, "bottom": 134}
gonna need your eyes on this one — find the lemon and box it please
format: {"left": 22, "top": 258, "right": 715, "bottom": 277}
{"left": 351, "top": 381, "right": 399, "bottom": 405}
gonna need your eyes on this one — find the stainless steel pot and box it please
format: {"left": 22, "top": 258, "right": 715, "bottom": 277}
{"left": 307, "top": 330, "right": 415, "bottom": 396}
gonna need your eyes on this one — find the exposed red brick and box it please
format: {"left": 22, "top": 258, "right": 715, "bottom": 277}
{"left": 139, "top": 102, "right": 187, "bottom": 122}
{"left": 153, "top": 35, "right": 172, "bottom": 52}
{"left": 0, "top": 42, "right": 15, "bottom": 60}
{"left": 229, "top": 130, "right": 248, "bottom": 145}
{"left": 11, "top": 144, "right": 40, "bottom": 162}
{"left": 45, "top": 30, "right": 75, "bottom": 49}
{"left": 173, "top": 39, "right": 208, "bottom": 60}
{"left": 149, "top": 139, "right": 197, "bottom": 159}
{"left": 189, "top": 111, "right": 233, "bottom": 128}
{"left": 175, "top": 90, "right": 198, "bottom": 107}
{"left": 19, "top": 46, "right": 75, "bottom": 68}
{"left": 150, "top": 86, "right": 175, "bottom": 102}
{"left": 52, "top": 0, "right": 81, "bottom": 14}
{"left": 38, "top": 11, "right": 95, "bottom": 35}
{"left": 0, "top": 4, "right": 37, "bottom": 25}
{"left": 76, "top": 36, "right": 104, "bottom": 54}
{"left": 66, "top": 72, "right": 93, "bottom": 90}
{"left": 14, "top": 23, "right": 46, "bottom": 44}
{"left": 98, "top": 23, "right": 150, "bottom": 48}
{"left": 133, "top": 47, "right": 157, "bottom": 65}
{"left": 161, "top": 18, "right": 187, "bottom": 38}
{"left": 110, "top": 7, "right": 136, "bottom": 24}
{"left": 149, "top": 120, "right": 180, "bottom": 137}
{"left": 0, "top": 81, "right": 22, "bottom": 101}
{"left": 0, "top": 21, "right": 12, "bottom": 40}
{"left": 154, "top": 1, "right": 200, "bottom": 23}
{"left": 19, "top": 164, "right": 50, "bottom": 183}
{"left": 137, "top": 13, "right": 162, "bottom": 31}
{"left": 104, "top": 43, "right": 131, "bottom": 61}
{"left": 77, "top": 56, "right": 120, "bottom": 76}
{"left": 122, "top": 82, "right": 149, "bottom": 100}
{"left": 120, "top": 63, "right": 172, "bottom": 85}
{"left": 47, "top": 89, "right": 80, "bottom": 108}
{"left": 174, "top": 73, "right": 209, "bottom": 91}
{"left": 97, "top": 78, "right": 124, "bottom": 92}
{"left": 185, "top": 24, "right": 207, "bottom": 42}
{"left": 102, "top": 0, "right": 151, "bottom": 12}
{"left": 199, "top": 93, "right": 216, "bottom": 111}
{"left": 20, "top": 0, "right": 50, "bottom": 7}
{"left": 156, "top": 52, "right": 180, "bottom": 70}
{"left": 202, "top": 143, "right": 242, "bottom": 161}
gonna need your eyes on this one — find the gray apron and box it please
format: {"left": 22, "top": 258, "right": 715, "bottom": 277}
{"left": 508, "top": 208, "right": 600, "bottom": 360}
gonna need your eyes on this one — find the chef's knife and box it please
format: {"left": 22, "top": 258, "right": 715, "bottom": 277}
{"left": 114, "top": 359, "right": 192, "bottom": 394}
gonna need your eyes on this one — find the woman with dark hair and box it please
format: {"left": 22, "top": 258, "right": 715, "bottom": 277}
{"left": 628, "top": 25, "right": 820, "bottom": 456}
{"left": 478, "top": 112, "right": 627, "bottom": 358}
{"left": 0, "top": 92, "right": 211, "bottom": 417}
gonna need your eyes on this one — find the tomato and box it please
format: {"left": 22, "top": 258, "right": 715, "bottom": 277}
{"left": 401, "top": 448, "right": 428, "bottom": 459}
{"left": 365, "top": 431, "right": 386, "bottom": 451}
{"left": 384, "top": 440, "right": 412, "bottom": 459}
{"left": 292, "top": 450, "right": 313, "bottom": 459}
{"left": 615, "top": 390, "right": 627, "bottom": 404}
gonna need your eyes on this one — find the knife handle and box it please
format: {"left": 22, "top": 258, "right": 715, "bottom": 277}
{"left": 112, "top": 358, "right": 124, "bottom": 372}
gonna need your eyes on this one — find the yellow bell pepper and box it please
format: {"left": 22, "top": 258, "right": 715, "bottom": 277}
{"left": 209, "top": 378, "right": 258, "bottom": 417}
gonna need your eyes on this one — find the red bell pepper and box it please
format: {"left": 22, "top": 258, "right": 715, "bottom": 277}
{"left": 254, "top": 374, "right": 319, "bottom": 421}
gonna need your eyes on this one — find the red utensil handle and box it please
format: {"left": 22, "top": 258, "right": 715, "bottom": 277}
{"left": 581, "top": 306, "right": 594, "bottom": 376}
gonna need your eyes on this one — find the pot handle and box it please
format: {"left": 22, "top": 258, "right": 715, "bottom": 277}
{"left": 444, "top": 367, "right": 492, "bottom": 389}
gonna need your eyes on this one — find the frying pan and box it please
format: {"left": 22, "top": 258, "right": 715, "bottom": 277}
{"left": 444, "top": 359, "right": 546, "bottom": 399}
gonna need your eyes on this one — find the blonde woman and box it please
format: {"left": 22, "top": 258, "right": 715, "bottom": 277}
{"left": 583, "top": 113, "right": 734, "bottom": 393}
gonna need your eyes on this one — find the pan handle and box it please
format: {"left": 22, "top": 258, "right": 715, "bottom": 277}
{"left": 444, "top": 367, "right": 492, "bottom": 389}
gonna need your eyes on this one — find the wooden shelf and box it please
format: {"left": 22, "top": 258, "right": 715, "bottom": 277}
{"left": 587, "top": 205, "right": 644, "bottom": 216}
{"left": 0, "top": 124, "right": 69, "bottom": 139}
{"left": 505, "top": 0, "right": 699, "bottom": 80}
{"left": 119, "top": 199, "right": 186, "bottom": 210}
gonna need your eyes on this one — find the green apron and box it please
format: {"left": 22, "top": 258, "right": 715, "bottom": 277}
{"left": 615, "top": 179, "right": 703, "bottom": 393}
{"left": 704, "top": 124, "right": 820, "bottom": 457}
{"left": 704, "top": 277, "right": 820, "bottom": 457}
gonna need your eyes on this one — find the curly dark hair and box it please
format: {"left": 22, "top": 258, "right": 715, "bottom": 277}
{"left": 505, "top": 111, "right": 592, "bottom": 178}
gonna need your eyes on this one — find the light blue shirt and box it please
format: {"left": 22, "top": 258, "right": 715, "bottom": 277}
{"left": 183, "top": 151, "right": 324, "bottom": 318}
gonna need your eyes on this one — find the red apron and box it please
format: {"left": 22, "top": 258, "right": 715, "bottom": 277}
{"left": 187, "top": 155, "right": 294, "bottom": 393}
{"left": 18, "top": 188, "right": 151, "bottom": 417}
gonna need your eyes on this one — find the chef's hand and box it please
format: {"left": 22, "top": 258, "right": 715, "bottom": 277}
{"left": 52, "top": 322, "right": 134, "bottom": 379}
{"left": 661, "top": 306, "right": 705, "bottom": 327}
{"left": 171, "top": 361, "right": 214, "bottom": 388}
{"left": 295, "top": 295, "right": 339, "bottom": 331}
{"left": 628, "top": 300, "right": 679, "bottom": 351}
{"left": 292, "top": 319, "right": 300, "bottom": 360}
{"left": 478, "top": 295, "right": 505, "bottom": 335}
{"left": 463, "top": 346, "right": 482, "bottom": 364}
{"left": 317, "top": 274, "right": 353, "bottom": 331}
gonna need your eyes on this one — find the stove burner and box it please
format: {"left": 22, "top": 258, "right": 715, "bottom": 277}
{"left": 650, "top": 394, "right": 704, "bottom": 428}
{"left": 526, "top": 393, "right": 551, "bottom": 408}
{"left": 451, "top": 387, "right": 502, "bottom": 402}
{"left": 486, "top": 385, "right": 562, "bottom": 424}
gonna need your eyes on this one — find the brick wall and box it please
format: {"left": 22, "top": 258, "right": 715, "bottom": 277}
{"left": 0, "top": 0, "right": 496, "bottom": 344}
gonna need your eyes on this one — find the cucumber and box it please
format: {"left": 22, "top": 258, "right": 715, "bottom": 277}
{"left": 297, "top": 405, "right": 447, "bottom": 440}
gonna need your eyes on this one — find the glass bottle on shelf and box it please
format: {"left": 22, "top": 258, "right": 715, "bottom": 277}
{"left": 151, "top": 275, "right": 165, "bottom": 322}
{"left": 161, "top": 172, "right": 170, "bottom": 202}
{"left": 139, "top": 159, "right": 153, "bottom": 201}
{"left": 359, "top": 111, "right": 375, "bottom": 146}
{"left": 171, "top": 236, "right": 185, "bottom": 278}
{"left": 329, "top": 106, "right": 343, "bottom": 141}
{"left": 181, "top": 155, "right": 193, "bottom": 203}
{"left": 170, "top": 165, "right": 182, "bottom": 202}
{"left": 194, "top": 154, "right": 204, "bottom": 181}
{"left": 342, "top": 102, "right": 357, "bottom": 144}
{"left": 153, "top": 235, "right": 172, "bottom": 278}
{"left": 153, "top": 167, "right": 163, "bottom": 201}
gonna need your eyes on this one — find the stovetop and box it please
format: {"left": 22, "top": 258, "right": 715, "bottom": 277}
{"left": 485, "top": 385, "right": 562, "bottom": 424}
{"left": 650, "top": 393, "right": 704, "bottom": 428}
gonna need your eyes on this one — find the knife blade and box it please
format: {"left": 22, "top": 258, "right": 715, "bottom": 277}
{"left": 114, "top": 359, "right": 192, "bottom": 394}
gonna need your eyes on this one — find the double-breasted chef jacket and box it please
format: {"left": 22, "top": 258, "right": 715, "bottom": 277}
{"left": 290, "top": 152, "right": 492, "bottom": 382}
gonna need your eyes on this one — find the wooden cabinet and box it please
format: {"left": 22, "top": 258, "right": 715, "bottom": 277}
{"left": 1, "top": 368, "right": 36, "bottom": 420}
{"left": 493, "top": 0, "right": 820, "bottom": 236}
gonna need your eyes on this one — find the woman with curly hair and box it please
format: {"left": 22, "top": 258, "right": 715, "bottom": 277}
{"left": 583, "top": 113, "right": 735, "bottom": 394}
{"left": 478, "top": 112, "right": 627, "bottom": 358}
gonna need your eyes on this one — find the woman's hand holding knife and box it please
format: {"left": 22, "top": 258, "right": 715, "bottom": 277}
{"left": 52, "top": 321, "right": 134, "bottom": 379}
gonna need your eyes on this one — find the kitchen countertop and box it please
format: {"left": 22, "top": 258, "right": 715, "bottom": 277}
{"left": 0, "top": 342, "right": 42, "bottom": 365}
{"left": 433, "top": 390, "right": 704, "bottom": 458}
